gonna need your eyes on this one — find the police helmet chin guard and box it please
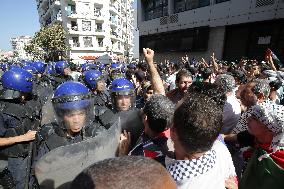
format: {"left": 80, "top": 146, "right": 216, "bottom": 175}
{"left": 0, "top": 68, "right": 33, "bottom": 99}
{"left": 51, "top": 81, "right": 94, "bottom": 128}
{"left": 110, "top": 78, "right": 135, "bottom": 111}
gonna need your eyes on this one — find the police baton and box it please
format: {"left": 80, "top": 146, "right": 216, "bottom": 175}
{"left": 24, "top": 120, "right": 41, "bottom": 189}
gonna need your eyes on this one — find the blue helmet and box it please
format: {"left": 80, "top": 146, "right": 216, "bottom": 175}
{"left": 127, "top": 63, "right": 136, "bottom": 69}
{"left": 110, "top": 78, "right": 135, "bottom": 110}
{"left": 81, "top": 63, "right": 96, "bottom": 72}
{"left": 55, "top": 61, "right": 69, "bottom": 75}
{"left": 0, "top": 68, "right": 33, "bottom": 99}
{"left": 23, "top": 65, "right": 37, "bottom": 74}
{"left": 83, "top": 70, "right": 103, "bottom": 90}
{"left": 98, "top": 63, "right": 106, "bottom": 72}
{"left": 32, "top": 61, "right": 46, "bottom": 74}
{"left": 9, "top": 65, "right": 21, "bottom": 70}
{"left": 110, "top": 63, "right": 122, "bottom": 70}
{"left": 52, "top": 81, "right": 91, "bottom": 110}
{"left": 47, "top": 64, "right": 56, "bottom": 75}
{"left": 110, "top": 78, "right": 134, "bottom": 96}
{"left": 110, "top": 63, "right": 124, "bottom": 80}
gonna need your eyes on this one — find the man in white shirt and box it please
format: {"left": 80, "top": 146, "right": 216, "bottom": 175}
{"left": 167, "top": 83, "right": 237, "bottom": 189}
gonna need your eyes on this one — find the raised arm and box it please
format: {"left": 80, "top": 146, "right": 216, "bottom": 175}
{"left": 143, "top": 48, "right": 165, "bottom": 95}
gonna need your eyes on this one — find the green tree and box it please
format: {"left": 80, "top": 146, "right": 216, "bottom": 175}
{"left": 25, "top": 24, "right": 70, "bottom": 61}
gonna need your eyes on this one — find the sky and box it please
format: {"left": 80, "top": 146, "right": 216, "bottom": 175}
{"left": 0, "top": 0, "right": 40, "bottom": 51}
{"left": 0, "top": 0, "right": 137, "bottom": 51}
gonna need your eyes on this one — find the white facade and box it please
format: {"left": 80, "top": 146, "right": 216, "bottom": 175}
{"left": 10, "top": 36, "right": 33, "bottom": 60}
{"left": 137, "top": 0, "right": 284, "bottom": 61}
{"left": 35, "top": 0, "right": 135, "bottom": 63}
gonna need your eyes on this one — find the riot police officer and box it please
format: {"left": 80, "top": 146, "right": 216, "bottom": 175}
{"left": 83, "top": 70, "right": 111, "bottom": 117}
{"left": 0, "top": 68, "right": 41, "bottom": 189}
{"left": 36, "top": 81, "right": 105, "bottom": 160}
{"left": 106, "top": 63, "right": 124, "bottom": 86}
{"left": 97, "top": 78, "right": 143, "bottom": 147}
{"left": 49, "top": 61, "right": 73, "bottom": 89}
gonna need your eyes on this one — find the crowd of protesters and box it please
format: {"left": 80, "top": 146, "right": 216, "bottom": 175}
{"left": 0, "top": 46, "right": 283, "bottom": 189}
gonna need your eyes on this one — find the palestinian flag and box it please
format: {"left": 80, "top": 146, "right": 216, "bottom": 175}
{"left": 265, "top": 48, "right": 283, "bottom": 68}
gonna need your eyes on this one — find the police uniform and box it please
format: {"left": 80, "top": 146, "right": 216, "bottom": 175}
{"left": 0, "top": 99, "right": 41, "bottom": 189}
{"left": 36, "top": 121, "right": 105, "bottom": 160}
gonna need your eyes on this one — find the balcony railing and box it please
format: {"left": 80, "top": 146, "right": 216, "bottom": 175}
{"left": 95, "top": 29, "right": 104, "bottom": 32}
{"left": 84, "top": 44, "right": 93, "bottom": 48}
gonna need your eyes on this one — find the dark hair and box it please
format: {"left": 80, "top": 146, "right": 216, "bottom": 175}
{"left": 187, "top": 82, "right": 227, "bottom": 106}
{"left": 188, "top": 67, "right": 198, "bottom": 76}
{"left": 200, "top": 68, "right": 213, "bottom": 80}
{"left": 70, "top": 156, "right": 175, "bottom": 189}
{"left": 125, "top": 70, "right": 134, "bottom": 81}
{"left": 174, "top": 85, "right": 225, "bottom": 155}
{"left": 230, "top": 69, "right": 247, "bottom": 84}
{"left": 135, "top": 70, "right": 146, "bottom": 83}
{"left": 138, "top": 62, "right": 148, "bottom": 72}
{"left": 175, "top": 69, "right": 192, "bottom": 83}
{"left": 173, "top": 62, "right": 183, "bottom": 71}
{"left": 143, "top": 95, "right": 175, "bottom": 133}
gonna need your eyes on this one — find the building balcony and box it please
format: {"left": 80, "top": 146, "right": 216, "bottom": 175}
{"left": 95, "top": 29, "right": 105, "bottom": 32}
{"left": 68, "top": 27, "right": 80, "bottom": 34}
{"left": 110, "top": 32, "right": 121, "bottom": 40}
{"left": 109, "top": 4, "right": 119, "bottom": 15}
{"left": 95, "top": 29, "right": 106, "bottom": 36}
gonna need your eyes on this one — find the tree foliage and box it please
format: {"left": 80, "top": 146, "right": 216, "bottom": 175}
{"left": 24, "top": 24, "right": 70, "bottom": 61}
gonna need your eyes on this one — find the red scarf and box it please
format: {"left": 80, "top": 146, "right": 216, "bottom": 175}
{"left": 256, "top": 143, "right": 284, "bottom": 169}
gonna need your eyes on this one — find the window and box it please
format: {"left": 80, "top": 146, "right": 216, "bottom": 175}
{"left": 83, "top": 37, "right": 93, "bottom": 47}
{"left": 140, "top": 27, "right": 209, "bottom": 53}
{"left": 67, "top": 4, "right": 76, "bottom": 15}
{"left": 215, "top": 0, "right": 230, "bottom": 3}
{"left": 111, "top": 40, "right": 115, "bottom": 49}
{"left": 94, "top": 7, "right": 102, "bottom": 16}
{"left": 144, "top": 0, "right": 168, "bottom": 21}
{"left": 98, "top": 38, "right": 104, "bottom": 47}
{"left": 174, "top": 0, "right": 185, "bottom": 13}
{"left": 72, "top": 37, "right": 79, "bottom": 47}
{"left": 174, "top": 0, "right": 210, "bottom": 13}
{"left": 71, "top": 21, "right": 78, "bottom": 31}
{"left": 96, "top": 23, "right": 102, "bottom": 32}
{"left": 82, "top": 21, "right": 91, "bottom": 31}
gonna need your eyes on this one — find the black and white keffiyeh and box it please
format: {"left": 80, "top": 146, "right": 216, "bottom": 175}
{"left": 232, "top": 108, "right": 252, "bottom": 134}
{"left": 249, "top": 101, "right": 284, "bottom": 152}
{"left": 167, "top": 149, "right": 216, "bottom": 182}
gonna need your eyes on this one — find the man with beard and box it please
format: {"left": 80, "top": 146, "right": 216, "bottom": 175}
{"left": 167, "top": 69, "right": 193, "bottom": 104}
